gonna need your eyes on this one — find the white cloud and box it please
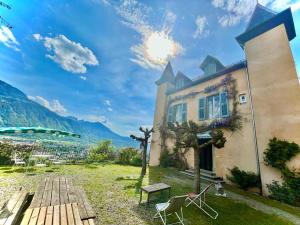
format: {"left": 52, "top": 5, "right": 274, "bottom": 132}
{"left": 211, "top": 0, "right": 300, "bottom": 27}
{"left": 108, "top": 107, "right": 113, "bottom": 112}
{"left": 193, "top": 16, "right": 210, "bottom": 39}
{"left": 28, "top": 96, "right": 67, "bottom": 115}
{"left": 104, "top": 100, "right": 111, "bottom": 106}
{"left": 80, "top": 76, "right": 87, "bottom": 80}
{"left": 0, "top": 26, "right": 20, "bottom": 51}
{"left": 102, "top": 0, "right": 184, "bottom": 70}
{"left": 33, "top": 34, "right": 99, "bottom": 73}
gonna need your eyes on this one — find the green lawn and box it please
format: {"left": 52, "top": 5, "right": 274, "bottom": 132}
{"left": 224, "top": 184, "right": 300, "bottom": 218}
{"left": 0, "top": 164, "right": 297, "bottom": 225}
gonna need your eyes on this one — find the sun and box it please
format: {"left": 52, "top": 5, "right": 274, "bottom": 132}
{"left": 145, "top": 31, "right": 178, "bottom": 66}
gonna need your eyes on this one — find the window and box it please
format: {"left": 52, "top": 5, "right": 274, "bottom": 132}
{"left": 175, "top": 79, "right": 185, "bottom": 89}
{"left": 204, "top": 63, "right": 216, "bottom": 75}
{"left": 167, "top": 103, "right": 187, "bottom": 123}
{"left": 199, "top": 92, "right": 229, "bottom": 120}
{"left": 239, "top": 94, "right": 247, "bottom": 104}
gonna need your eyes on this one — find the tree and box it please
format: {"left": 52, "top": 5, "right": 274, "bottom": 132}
{"left": 130, "top": 127, "right": 153, "bottom": 176}
{"left": 168, "top": 121, "right": 226, "bottom": 194}
{"left": 88, "top": 140, "right": 115, "bottom": 162}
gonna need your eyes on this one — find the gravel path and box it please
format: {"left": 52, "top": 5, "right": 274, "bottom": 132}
{"left": 226, "top": 191, "right": 300, "bottom": 225}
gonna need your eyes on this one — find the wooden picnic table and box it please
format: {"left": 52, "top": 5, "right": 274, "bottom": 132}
{"left": 21, "top": 176, "right": 96, "bottom": 225}
{"left": 139, "top": 183, "right": 171, "bottom": 205}
{"left": 21, "top": 203, "right": 83, "bottom": 225}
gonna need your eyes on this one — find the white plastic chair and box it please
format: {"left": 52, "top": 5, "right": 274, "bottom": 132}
{"left": 185, "top": 183, "right": 218, "bottom": 219}
{"left": 154, "top": 195, "right": 187, "bottom": 225}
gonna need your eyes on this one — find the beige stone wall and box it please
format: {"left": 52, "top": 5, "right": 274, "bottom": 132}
{"left": 149, "top": 82, "right": 174, "bottom": 166}
{"left": 164, "top": 69, "right": 259, "bottom": 180}
{"left": 245, "top": 24, "right": 300, "bottom": 194}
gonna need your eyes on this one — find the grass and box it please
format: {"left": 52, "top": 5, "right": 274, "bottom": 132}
{"left": 0, "top": 164, "right": 297, "bottom": 225}
{"left": 224, "top": 184, "right": 300, "bottom": 218}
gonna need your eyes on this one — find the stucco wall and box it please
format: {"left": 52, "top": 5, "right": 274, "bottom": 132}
{"left": 161, "top": 69, "right": 259, "bottom": 180}
{"left": 245, "top": 24, "right": 300, "bottom": 194}
{"left": 149, "top": 82, "right": 174, "bottom": 166}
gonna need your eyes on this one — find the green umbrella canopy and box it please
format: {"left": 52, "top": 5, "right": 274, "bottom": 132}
{"left": 0, "top": 127, "right": 81, "bottom": 138}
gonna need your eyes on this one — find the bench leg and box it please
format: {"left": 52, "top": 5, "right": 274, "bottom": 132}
{"left": 147, "top": 193, "right": 150, "bottom": 205}
{"left": 139, "top": 190, "right": 143, "bottom": 204}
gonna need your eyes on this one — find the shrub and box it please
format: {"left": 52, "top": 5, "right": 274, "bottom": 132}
{"left": 160, "top": 150, "right": 176, "bottom": 168}
{"left": 264, "top": 137, "right": 300, "bottom": 170}
{"left": 118, "top": 147, "right": 142, "bottom": 166}
{"left": 228, "top": 166, "right": 261, "bottom": 190}
{"left": 88, "top": 140, "right": 116, "bottom": 162}
{"left": 0, "top": 140, "right": 13, "bottom": 165}
{"left": 264, "top": 137, "right": 300, "bottom": 206}
{"left": 267, "top": 181, "right": 299, "bottom": 205}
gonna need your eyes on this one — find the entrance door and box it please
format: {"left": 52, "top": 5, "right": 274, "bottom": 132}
{"left": 199, "top": 139, "right": 213, "bottom": 171}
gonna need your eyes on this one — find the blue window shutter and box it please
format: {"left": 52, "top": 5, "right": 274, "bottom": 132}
{"left": 220, "top": 92, "right": 229, "bottom": 117}
{"left": 182, "top": 103, "right": 187, "bottom": 122}
{"left": 199, "top": 97, "right": 206, "bottom": 120}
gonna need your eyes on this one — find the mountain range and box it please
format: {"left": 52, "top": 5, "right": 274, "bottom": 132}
{"left": 0, "top": 80, "right": 137, "bottom": 147}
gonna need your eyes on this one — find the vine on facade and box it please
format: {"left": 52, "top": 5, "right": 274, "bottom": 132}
{"left": 159, "top": 74, "right": 243, "bottom": 170}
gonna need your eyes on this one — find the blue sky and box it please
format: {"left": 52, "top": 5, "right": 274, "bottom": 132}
{"left": 0, "top": 0, "right": 300, "bottom": 136}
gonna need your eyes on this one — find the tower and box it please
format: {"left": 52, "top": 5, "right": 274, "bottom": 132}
{"left": 236, "top": 4, "right": 299, "bottom": 194}
{"left": 149, "top": 62, "right": 175, "bottom": 166}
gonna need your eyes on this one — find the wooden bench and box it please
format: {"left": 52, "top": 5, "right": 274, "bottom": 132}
{"left": 0, "top": 190, "right": 29, "bottom": 225}
{"left": 82, "top": 219, "right": 95, "bottom": 225}
{"left": 29, "top": 177, "right": 96, "bottom": 221}
{"left": 21, "top": 203, "right": 83, "bottom": 225}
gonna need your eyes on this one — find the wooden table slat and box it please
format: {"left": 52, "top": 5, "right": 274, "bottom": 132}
{"left": 44, "top": 206, "right": 53, "bottom": 225}
{"left": 53, "top": 205, "right": 60, "bottom": 225}
{"left": 60, "top": 204, "right": 68, "bottom": 225}
{"left": 51, "top": 177, "right": 60, "bottom": 206}
{"left": 36, "top": 207, "right": 47, "bottom": 225}
{"left": 20, "top": 208, "right": 33, "bottom": 225}
{"left": 28, "top": 208, "right": 40, "bottom": 225}
{"left": 72, "top": 204, "right": 83, "bottom": 225}
{"left": 66, "top": 204, "right": 75, "bottom": 225}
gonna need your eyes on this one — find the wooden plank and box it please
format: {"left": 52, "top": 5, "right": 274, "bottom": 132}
{"left": 6, "top": 191, "right": 21, "bottom": 211}
{"left": 71, "top": 204, "right": 82, "bottom": 225}
{"left": 4, "top": 192, "right": 29, "bottom": 225}
{"left": 44, "top": 206, "right": 53, "bottom": 225}
{"left": 51, "top": 177, "right": 60, "bottom": 206}
{"left": 41, "top": 177, "right": 53, "bottom": 207}
{"left": 0, "top": 192, "right": 21, "bottom": 225}
{"left": 28, "top": 208, "right": 40, "bottom": 225}
{"left": 87, "top": 219, "right": 95, "bottom": 225}
{"left": 60, "top": 204, "right": 68, "bottom": 225}
{"left": 66, "top": 204, "right": 75, "bottom": 225}
{"left": 74, "top": 187, "right": 95, "bottom": 219}
{"left": 20, "top": 208, "right": 34, "bottom": 225}
{"left": 66, "top": 178, "right": 77, "bottom": 203}
{"left": 36, "top": 207, "right": 47, "bottom": 225}
{"left": 30, "top": 178, "right": 47, "bottom": 208}
{"left": 59, "top": 177, "right": 68, "bottom": 205}
{"left": 53, "top": 205, "right": 60, "bottom": 225}
{"left": 82, "top": 221, "right": 89, "bottom": 225}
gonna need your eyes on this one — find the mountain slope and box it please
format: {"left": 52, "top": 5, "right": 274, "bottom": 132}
{"left": 0, "top": 80, "right": 136, "bottom": 147}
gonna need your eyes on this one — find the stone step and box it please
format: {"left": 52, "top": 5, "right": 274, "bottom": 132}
{"left": 186, "top": 169, "right": 217, "bottom": 176}
{"left": 180, "top": 170, "right": 225, "bottom": 184}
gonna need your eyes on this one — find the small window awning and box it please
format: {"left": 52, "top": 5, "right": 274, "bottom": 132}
{"left": 197, "top": 131, "right": 211, "bottom": 139}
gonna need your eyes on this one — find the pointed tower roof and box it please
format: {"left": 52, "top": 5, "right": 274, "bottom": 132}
{"left": 155, "top": 62, "right": 175, "bottom": 85}
{"left": 245, "top": 4, "right": 276, "bottom": 32}
{"left": 200, "top": 55, "right": 224, "bottom": 71}
{"left": 236, "top": 4, "right": 296, "bottom": 47}
{"left": 175, "top": 71, "right": 192, "bottom": 82}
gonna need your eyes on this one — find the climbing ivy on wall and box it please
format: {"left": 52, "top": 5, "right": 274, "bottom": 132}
{"left": 159, "top": 74, "right": 243, "bottom": 170}
{"left": 264, "top": 138, "right": 300, "bottom": 205}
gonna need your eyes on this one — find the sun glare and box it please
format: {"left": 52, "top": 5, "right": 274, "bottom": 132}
{"left": 145, "top": 31, "right": 178, "bottom": 65}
